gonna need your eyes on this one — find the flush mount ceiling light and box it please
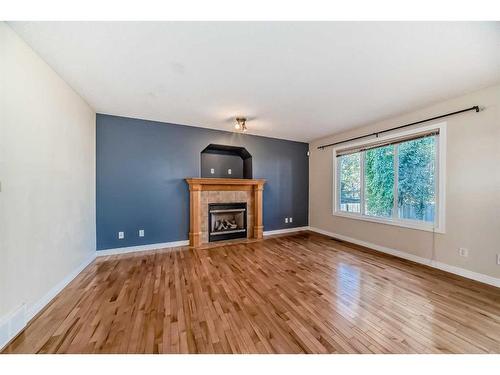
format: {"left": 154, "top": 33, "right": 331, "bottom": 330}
{"left": 234, "top": 117, "right": 247, "bottom": 132}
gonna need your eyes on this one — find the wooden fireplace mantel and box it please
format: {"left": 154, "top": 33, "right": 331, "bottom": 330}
{"left": 185, "top": 178, "right": 266, "bottom": 247}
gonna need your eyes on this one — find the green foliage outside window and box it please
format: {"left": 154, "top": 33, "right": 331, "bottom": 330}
{"left": 397, "top": 137, "right": 436, "bottom": 221}
{"left": 339, "top": 153, "right": 361, "bottom": 212}
{"left": 364, "top": 145, "right": 394, "bottom": 217}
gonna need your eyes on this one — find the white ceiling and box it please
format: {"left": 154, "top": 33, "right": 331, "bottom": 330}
{"left": 9, "top": 21, "right": 500, "bottom": 142}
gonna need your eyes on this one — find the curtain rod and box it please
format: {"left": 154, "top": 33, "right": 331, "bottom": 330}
{"left": 317, "top": 105, "right": 480, "bottom": 150}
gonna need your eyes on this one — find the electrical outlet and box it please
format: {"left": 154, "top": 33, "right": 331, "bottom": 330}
{"left": 227, "top": 169, "right": 232, "bottom": 175}
{"left": 118, "top": 231, "right": 124, "bottom": 239}
{"left": 210, "top": 168, "right": 215, "bottom": 174}
{"left": 497, "top": 254, "right": 500, "bottom": 265}
{"left": 139, "top": 229, "right": 144, "bottom": 237}
{"left": 285, "top": 218, "right": 288, "bottom": 223}
{"left": 289, "top": 217, "right": 293, "bottom": 223}
{"left": 458, "top": 247, "right": 468, "bottom": 257}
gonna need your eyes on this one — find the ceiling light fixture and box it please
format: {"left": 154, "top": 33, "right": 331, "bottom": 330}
{"left": 235, "top": 117, "right": 247, "bottom": 132}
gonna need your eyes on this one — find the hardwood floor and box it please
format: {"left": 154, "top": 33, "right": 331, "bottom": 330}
{"left": 3, "top": 231, "right": 500, "bottom": 354}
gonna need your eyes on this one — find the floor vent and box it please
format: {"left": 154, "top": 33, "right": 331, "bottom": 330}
{"left": 330, "top": 238, "right": 344, "bottom": 243}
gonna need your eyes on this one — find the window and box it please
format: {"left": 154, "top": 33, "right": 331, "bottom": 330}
{"left": 397, "top": 136, "right": 436, "bottom": 222}
{"left": 364, "top": 145, "right": 394, "bottom": 218}
{"left": 334, "top": 123, "right": 445, "bottom": 233}
{"left": 339, "top": 153, "right": 361, "bottom": 213}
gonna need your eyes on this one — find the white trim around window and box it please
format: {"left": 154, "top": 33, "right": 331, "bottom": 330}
{"left": 332, "top": 122, "right": 446, "bottom": 234}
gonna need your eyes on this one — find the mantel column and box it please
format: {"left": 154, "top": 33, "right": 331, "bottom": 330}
{"left": 188, "top": 183, "right": 202, "bottom": 247}
{"left": 253, "top": 183, "right": 264, "bottom": 239}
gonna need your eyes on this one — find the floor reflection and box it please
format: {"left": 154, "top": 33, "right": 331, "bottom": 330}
{"left": 336, "top": 262, "right": 361, "bottom": 319}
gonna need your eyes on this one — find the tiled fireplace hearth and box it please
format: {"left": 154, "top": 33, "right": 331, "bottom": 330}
{"left": 185, "top": 178, "right": 266, "bottom": 247}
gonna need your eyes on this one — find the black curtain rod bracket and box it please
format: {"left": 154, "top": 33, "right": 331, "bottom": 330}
{"left": 317, "top": 105, "right": 480, "bottom": 150}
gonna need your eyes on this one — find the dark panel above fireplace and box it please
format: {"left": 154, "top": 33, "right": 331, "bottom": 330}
{"left": 201, "top": 144, "right": 252, "bottom": 179}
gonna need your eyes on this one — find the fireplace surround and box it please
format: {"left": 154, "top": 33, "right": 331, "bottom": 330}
{"left": 185, "top": 178, "right": 265, "bottom": 247}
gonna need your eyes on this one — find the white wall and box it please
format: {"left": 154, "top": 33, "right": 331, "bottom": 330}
{"left": 0, "top": 22, "right": 96, "bottom": 346}
{"left": 309, "top": 84, "right": 500, "bottom": 281}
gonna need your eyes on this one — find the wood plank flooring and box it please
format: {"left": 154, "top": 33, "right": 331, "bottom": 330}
{"left": 3, "top": 231, "right": 500, "bottom": 353}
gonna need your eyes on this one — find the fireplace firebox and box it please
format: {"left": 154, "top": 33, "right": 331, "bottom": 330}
{"left": 208, "top": 202, "right": 247, "bottom": 242}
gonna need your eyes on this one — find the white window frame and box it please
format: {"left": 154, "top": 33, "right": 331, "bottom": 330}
{"left": 333, "top": 122, "right": 446, "bottom": 233}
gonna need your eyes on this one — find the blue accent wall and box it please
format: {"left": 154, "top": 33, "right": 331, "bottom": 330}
{"left": 96, "top": 114, "right": 309, "bottom": 250}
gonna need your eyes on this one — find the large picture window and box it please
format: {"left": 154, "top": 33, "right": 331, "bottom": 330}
{"left": 334, "top": 123, "right": 445, "bottom": 233}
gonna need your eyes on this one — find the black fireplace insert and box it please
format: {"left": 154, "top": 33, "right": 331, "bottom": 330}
{"left": 208, "top": 202, "right": 247, "bottom": 242}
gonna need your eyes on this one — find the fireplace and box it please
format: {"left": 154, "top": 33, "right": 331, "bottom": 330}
{"left": 185, "top": 178, "right": 265, "bottom": 247}
{"left": 208, "top": 202, "right": 247, "bottom": 242}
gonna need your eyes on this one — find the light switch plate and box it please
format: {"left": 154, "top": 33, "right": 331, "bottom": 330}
{"left": 118, "top": 231, "right": 124, "bottom": 239}
{"left": 139, "top": 229, "right": 144, "bottom": 237}
{"left": 210, "top": 168, "right": 215, "bottom": 174}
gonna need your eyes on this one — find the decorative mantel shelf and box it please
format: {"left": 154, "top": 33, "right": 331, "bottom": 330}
{"left": 185, "top": 178, "right": 266, "bottom": 247}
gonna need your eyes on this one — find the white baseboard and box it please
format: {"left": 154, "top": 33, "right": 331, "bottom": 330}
{"left": 0, "top": 252, "right": 96, "bottom": 351}
{"left": 96, "top": 240, "right": 190, "bottom": 257}
{"left": 0, "top": 304, "right": 26, "bottom": 351}
{"left": 263, "top": 226, "right": 310, "bottom": 236}
{"left": 308, "top": 226, "right": 500, "bottom": 288}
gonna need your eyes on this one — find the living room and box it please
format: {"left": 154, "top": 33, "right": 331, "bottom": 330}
{"left": 1, "top": 1, "right": 499, "bottom": 372}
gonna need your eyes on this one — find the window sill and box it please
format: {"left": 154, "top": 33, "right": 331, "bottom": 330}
{"left": 332, "top": 211, "right": 445, "bottom": 234}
